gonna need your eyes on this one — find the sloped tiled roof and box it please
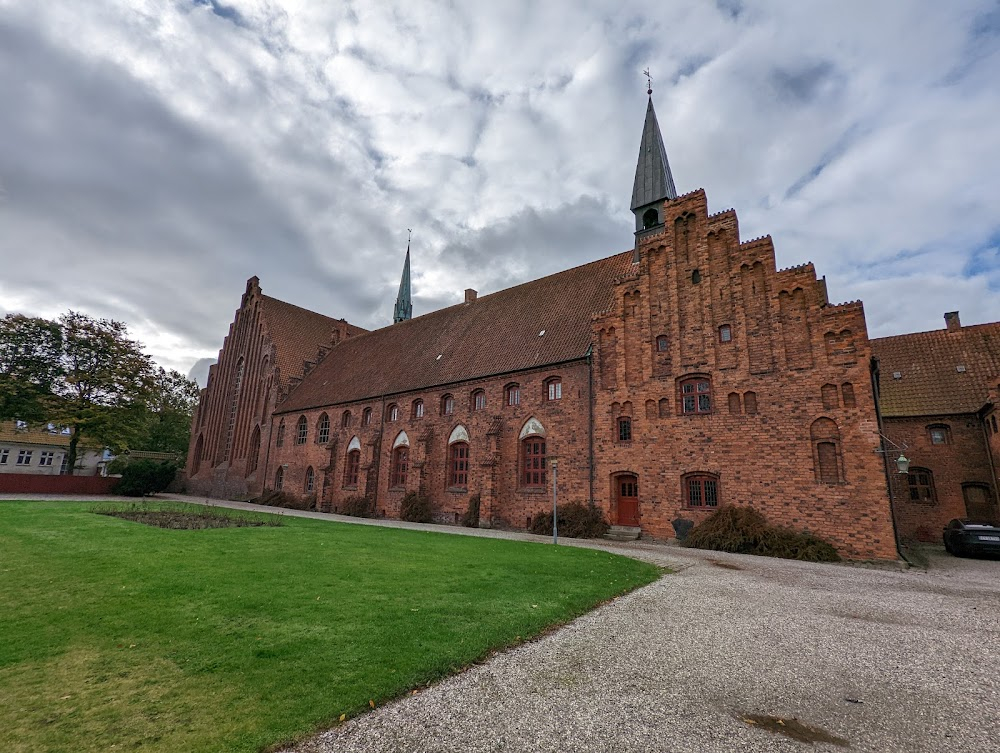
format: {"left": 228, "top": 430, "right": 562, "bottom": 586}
{"left": 259, "top": 296, "right": 366, "bottom": 387}
{"left": 871, "top": 322, "right": 1000, "bottom": 417}
{"left": 0, "top": 422, "right": 99, "bottom": 449}
{"left": 277, "top": 251, "right": 636, "bottom": 413}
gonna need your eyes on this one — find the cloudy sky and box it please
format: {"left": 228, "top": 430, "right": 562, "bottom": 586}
{"left": 1, "top": 0, "right": 998, "bottom": 382}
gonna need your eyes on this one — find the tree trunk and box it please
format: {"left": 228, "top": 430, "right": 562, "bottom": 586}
{"left": 66, "top": 428, "right": 80, "bottom": 476}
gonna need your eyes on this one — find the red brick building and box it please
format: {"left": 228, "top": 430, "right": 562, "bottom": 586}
{"left": 186, "top": 97, "right": 999, "bottom": 560}
{"left": 871, "top": 314, "right": 1000, "bottom": 541}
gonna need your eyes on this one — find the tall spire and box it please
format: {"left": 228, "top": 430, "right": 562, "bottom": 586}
{"left": 393, "top": 231, "right": 413, "bottom": 324}
{"left": 630, "top": 94, "right": 677, "bottom": 213}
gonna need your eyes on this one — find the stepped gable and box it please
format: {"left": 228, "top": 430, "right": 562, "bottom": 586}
{"left": 872, "top": 321, "right": 1000, "bottom": 417}
{"left": 259, "top": 296, "right": 366, "bottom": 387}
{"left": 278, "top": 250, "right": 635, "bottom": 413}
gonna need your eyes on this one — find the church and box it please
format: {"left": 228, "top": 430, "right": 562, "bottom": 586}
{"left": 185, "top": 96, "right": 1000, "bottom": 560}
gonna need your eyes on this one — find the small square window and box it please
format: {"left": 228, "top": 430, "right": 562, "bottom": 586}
{"left": 719, "top": 325, "right": 732, "bottom": 343}
{"left": 656, "top": 336, "right": 668, "bottom": 352}
{"left": 39, "top": 451, "right": 55, "bottom": 467}
{"left": 16, "top": 450, "right": 33, "bottom": 465}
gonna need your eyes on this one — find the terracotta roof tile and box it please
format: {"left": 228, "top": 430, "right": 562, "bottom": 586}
{"left": 0, "top": 421, "right": 98, "bottom": 448}
{"left": 871, "top": 322, "right": 1000, "bottom": 417}
{"left": 259, "top": 296, "right": 366, "bottom": 388}
{"left": 277, "top": 251, "right": 635, "bottom": 413}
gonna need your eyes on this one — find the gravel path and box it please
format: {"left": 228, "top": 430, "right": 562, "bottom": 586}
{"left": 7, "top": 494, "right": 998, "bottom": 751}
{"left": 279, "top": 546, "right": 999, "bottom": 753}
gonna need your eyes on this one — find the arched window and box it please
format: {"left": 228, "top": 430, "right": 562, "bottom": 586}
{"left": 743, "top": 391, "right": 758, "bottom": 415}
{"left": 246, "top": 426, "right": 260, "bottom": 476}
{"left": 391, "top": 446, "right": 409, "bottom": 488}
{"left": 341, "top": 410, "right": 352, "bottom": 428}
{"left": 471, "top": 389, "right": 486, "bottom": 411}
{"left": 276, "top": 419, "right": 286, "bottom": 447}
{"left": 927, "top": 424, "right": 951, "bottom": 445}
{"left": 691, "top": 269, "right": 702, "bottom": 284}
{"left": 362, "top": 407, "right": 372, "bottom": 426}
{"left": 412, "top": 399, "right": 424, "bottom": 419}
{"left": 304, "top": 466, "right": 315, "bottom": 493}
{"left": 449, "top": 442, "right": 469, "bottom": 489}
{"left": 811, "top": 418, "right": 842, "bottom": 484}
{"left": 680, "top": 377, "right": 711, "bottom": 414}
{"left": 386, "top": 404, "right": 399, "bottom": 422}
{"left": 506, "top": 383, "right": 520, "bottom": 407}
{"left": 684, "top": 473, "right": 719, "bottom": 508}
{"left": 642, "top": 207, "right": 658, "bottom": 228}
{"left": 274, "top": 466, "right": 284, "bottom": 490}
{"left": 295, "top": 415, "right": 308, "bottom": 444}
{"left": 522, "top": 436, "right": 546, "bottom": 487}
{"left": 545, "top": 377, "right": 562, "bottom": 401}
{"left": 343, "top": 449, "right": 360, "bottom": 487}
{"left": 907, "top": 468, "right": 935, "bottom": 503}
{"left": 224, "top": 357, "right": 245, "bottom": 462}
{"left": 718, "top": 324, "right": 732, "bottom": 343}
{"left": 655, "top": 335, "right": 668, "bottom": 352}
{"left": 317, "top": 413, "right": 330, "bottom": 443}
{"left": 343, "top": 437, "right": 361, "bottom": 488}
{"left": 192, "top": 434, "right": 204, "bottom": 474}
{"left": 441, "top": 394, "right": 454, "bottom": 416}
{"left": 519, "top": 418, "right": 546, "bottom": 488}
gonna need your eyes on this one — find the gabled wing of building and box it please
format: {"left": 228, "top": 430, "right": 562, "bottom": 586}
{"left": 871, "top": 320, "right": 1000, "bottom": 417}
{"left": 277, "top": 251, "right": 636, "bottom": 413}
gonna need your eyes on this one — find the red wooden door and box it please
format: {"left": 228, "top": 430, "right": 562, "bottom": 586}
{"left": 617, "top": 476, "right": 639, "bottom": 526}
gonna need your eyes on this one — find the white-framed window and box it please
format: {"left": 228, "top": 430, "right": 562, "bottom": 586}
{"left": 16, "top": 450, "right": 33, "bottom": 465}
{"left": 39, "top": 451, "right": 55, "bottom": 466}
{"left": 0, "top": 449, "right": 8, "bottom": 464}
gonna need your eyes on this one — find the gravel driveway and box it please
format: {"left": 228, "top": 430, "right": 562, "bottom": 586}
{"left": 281, "top": 543, "right": 1000, "bottom": 753}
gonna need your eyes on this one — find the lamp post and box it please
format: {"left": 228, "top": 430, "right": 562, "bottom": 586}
{"left": 550, "top": 458, "right": 559, "bottom": 546}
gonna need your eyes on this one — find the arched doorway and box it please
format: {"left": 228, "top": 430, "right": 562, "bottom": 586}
{"left": 616, "top": 474, "right": 640, "bottom": 527}
{"left": 963, "top": 483, "right": 996, "bottom": 521}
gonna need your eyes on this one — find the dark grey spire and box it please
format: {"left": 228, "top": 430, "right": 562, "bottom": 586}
{"left": 631, "top": 96, "right": 677, "bottom": 211}
{"left": 392, "top": 235, "right": 412, "bottom": 324}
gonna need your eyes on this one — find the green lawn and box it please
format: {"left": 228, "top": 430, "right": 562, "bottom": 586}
{"left": 0, "top": 501, "right": 660, "bottom": 753}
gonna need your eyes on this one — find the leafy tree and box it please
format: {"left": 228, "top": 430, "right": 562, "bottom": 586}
{"left": 47, "top": 312, "right": 156, "bottom": 474}
{"left": 0, "top": 315, "right": 63, "bottom": 423}
{"left": 134, "top": 367, "right": 200, "bottom": 456}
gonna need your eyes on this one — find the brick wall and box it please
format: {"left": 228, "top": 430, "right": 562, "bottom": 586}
{"left": 269, "top": 362, "right": 592, "bottom": 527}
{"left": 589, "top": 190, "right": 897, "bottom": 560}
{"left": 883, "top": 414, "right": 998, "bottom": 540}
{"left": 0, "top": 473, "right": 119, "bottom": 495}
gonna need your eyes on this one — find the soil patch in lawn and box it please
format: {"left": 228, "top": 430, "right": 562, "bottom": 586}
{"left": 739, "top": 713, "right": 850, "bottom": 746}
{"left": 93, "top": 503, "right": 282, "bottom": 529}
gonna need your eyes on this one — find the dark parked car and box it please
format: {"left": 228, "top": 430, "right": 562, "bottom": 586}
{"left": 943, "top": 519, "right": 1000, "bottom": 557}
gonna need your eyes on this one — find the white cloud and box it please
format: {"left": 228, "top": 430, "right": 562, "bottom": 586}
{"left": 0, "top": 0, "right": 998, "bottom": 377}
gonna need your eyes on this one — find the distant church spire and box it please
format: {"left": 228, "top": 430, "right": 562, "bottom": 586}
{"left": 393, "top": 230, "right": 413, "bottom": 324}
{"left": 630, "top": 74, "right": 677, "bottom": 257}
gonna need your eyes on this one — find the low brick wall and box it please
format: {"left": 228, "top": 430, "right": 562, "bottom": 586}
{"left": 0, "top": 473, "right": 119, "bottom": 495}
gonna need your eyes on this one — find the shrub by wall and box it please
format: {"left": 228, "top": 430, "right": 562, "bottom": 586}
{"left": 116, "top": 460, "right": 178, "bottom": 497}
{"left": 529, "top": 502, "right": 610, "bottom": 539}
{"left": 339, "top": 495, "right": 376, "bottom": 518}
{"left": 683, "top": 505, "right": 841, "bottom": 562}
{"left": 461, "top": 494, "right": 481, "bottom": 528}
{"left": 400, "top": 492, "right": 435, "bottom": 523}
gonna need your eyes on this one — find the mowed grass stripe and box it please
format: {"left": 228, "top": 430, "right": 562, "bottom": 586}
{"left": 0, "top": 502, "right": 660, "bottom": 753}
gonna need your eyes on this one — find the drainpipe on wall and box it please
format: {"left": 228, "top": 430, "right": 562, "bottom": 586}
{"left": 587, "top": 346, "right": 595, "bottom": 507}
{"left": 871, "top": 356, "right": 906, "bottom": 562}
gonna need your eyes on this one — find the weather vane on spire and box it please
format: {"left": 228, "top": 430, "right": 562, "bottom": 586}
{"left": 643, "top": 68, "right": 652, "bottom": 96}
